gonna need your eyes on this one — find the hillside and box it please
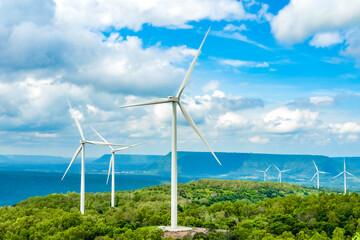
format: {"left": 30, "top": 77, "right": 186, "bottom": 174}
{"left": 1, "top": 179, "right": 357, "bottom": 239}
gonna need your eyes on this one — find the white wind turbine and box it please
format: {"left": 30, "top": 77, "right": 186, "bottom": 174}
{"left": 273, "top": 164, "right": 290, "bottom": 183}
{"left": 310, "top": 160, "right": 328, "bottom": 189}
{"left": 256, "top": 165, "right": 272, "bottom": 181}
{"left": 333, "top": 158, "right": 356, "bottom": 194}
{"left": 91, "top": 127, "right": 145, "bottom": 207}
{"left": 62, "top": 100, "right": 126, "bottom": 214}
{"left": 119, "top": 28, "right": 221, "bottom": 230}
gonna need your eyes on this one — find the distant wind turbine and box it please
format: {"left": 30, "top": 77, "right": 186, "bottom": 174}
{"left": 311, "top": 160, "right": 328, "bottom": 189}
{"left": 62, "top": 100, "right": 126, "bottom": 214}
{"left": 333, "top": 158, "right": 356, "bottom": 194}
{"left": 273, "top": 164, "right": 290, "bottom": 183}
{"left": 91, "top": 127, "right": 145, "bottom": 207}
{"left": 119, "top": 28, "right": 221, "bottom": 230}
{"left": 256, "top": 165, "right": 272, "bottom": 181}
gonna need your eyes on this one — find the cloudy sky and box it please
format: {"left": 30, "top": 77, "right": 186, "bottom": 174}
{"left": 1, "top": 0, "right": 360, "bottom": 158}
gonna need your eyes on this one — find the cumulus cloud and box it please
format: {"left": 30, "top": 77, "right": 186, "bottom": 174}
{"left": 248, "top": 136, "right": 269, "bottom": 144}
{"left": 54, "top": 0, "right": 254, "bottom": 31}
{"left": 202, "top": 80, "right": 220, "bottom": 93}
{"left": 119, "top": 90, "right": 263, "bottom": 138}
{"left": 224, "top": 24, "right": 247, "bottom": 32}
{"left": 340, "top": 27, "right": 360, "bottom": 67}
{"left": 309, "top": 96, "right": 334, "bottom": 106}
{"left": 0, "top": 77, "right": 92, "bottom": 131}
{"left": 288, "top": 96, "right": 334, "bottom": 107}
{"left": 263, "top": 107, "right": 319, "bottom": 133}
{"left": 329, "top": 122, "right": 360, "bottom": 134}
{"left": 270, "top": 0, "right": 360, "bottom": 66}
{"left": 271, "top": 0, "right": 360, "bottom": 44}
{"left": 309, "top": 32, "right": 344, "bottom": 48}
{"left": 215, "top": 112, "right": 248, "bottom": 129}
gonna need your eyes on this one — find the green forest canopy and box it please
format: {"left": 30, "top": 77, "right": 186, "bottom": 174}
{"left": 1, "top": 179, "right": 359, "bottom": 239}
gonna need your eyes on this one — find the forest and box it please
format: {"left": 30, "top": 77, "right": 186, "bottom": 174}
{"left": 1, "top": 179, "right": 359, "bottom": 239}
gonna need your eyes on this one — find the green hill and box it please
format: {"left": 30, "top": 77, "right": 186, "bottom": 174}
{"left": 2, "top": 179, "right": 358, "bottom": 239}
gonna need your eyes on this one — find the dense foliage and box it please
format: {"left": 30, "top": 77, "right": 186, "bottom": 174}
{"left": 0, "top": 179, "right": 357, "bottom": 239}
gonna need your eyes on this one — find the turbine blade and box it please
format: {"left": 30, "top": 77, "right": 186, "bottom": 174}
{"left": 176, "top": 28, "right": 210, "bottom": 98}
{"left": 346, "top": 172, "right": 356, "bottom": 178}
{"left": 113, "top": 142, "right": 145, "bottom": 152}
{"left": 85, "top": 140, "right": 128, "bottom": 146}
{"left": 178, "top": 101, "right": 221, "bottom": 166}
{"left": 62, "top": 145, "right": 82, "bottom": 180}
{"left": 106, "top": 155, "right": 113, "bottom": 185}
{"left": 282, "top": 169, "right": 291, "bottom": 173}
{"left": 273, "top": 164, "right": 280, "bottom": 172}
{"left": 310, "top": 172, "right": 317, "bottom": 181}
{"left": 333, "top": 172, "right": 344, "bottom": 179}
{"left": 319, "top": 171, "right": 328, "bottom": 174}
{"left": 313, "top": 160, "right": 318, "bottom": 171}
{"left": 265, "top": 165, "right": 272, "bottom": 172}
{"left": 91, "top": 126, "right": 113, "bottom": 150}
{"left": 68, "top": 100, "right": 85, "bottom": 141}
{"left": 119, "top": 98, "right": 170, "bottom": 108}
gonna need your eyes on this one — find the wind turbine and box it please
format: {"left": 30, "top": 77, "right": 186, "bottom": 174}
{"left": 333, "top": 158, "right": 356, "bottom": 194}
{"left": 119, "top": 28, "right": 221, "bottom": 230}
{"left": 256, "top": 165, "right": 272, "bottom": 181}
{"left": 310, "top": 160, "right": 328, "bottom": 189}
{"left": 91, "top": 127, "right": 145, "bottom": 207}
{"left": 273, "top": 164, "right": 290, "bottom": 183}
{"left": 62, "top": 100, "right": 126, "bottom": 214}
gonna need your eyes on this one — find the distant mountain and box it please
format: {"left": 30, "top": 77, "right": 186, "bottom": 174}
{"left": 1, "top": 152, "right": 360, "bottom": 191}
{"left": 94, "top": 154, "right": 162, "bottom": 165}
{"left": 3, "top": 155, "right": 71, "bottom": 164}
{"left": 144, "top": 151, "right": 360, "bottom": 190}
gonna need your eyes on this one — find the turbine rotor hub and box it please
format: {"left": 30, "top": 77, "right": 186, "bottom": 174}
{"left": 168, "top": 96, "right": 179, "bottom": 102}
{"left": 80, "top": 140, "right": 86, "bottom": 144}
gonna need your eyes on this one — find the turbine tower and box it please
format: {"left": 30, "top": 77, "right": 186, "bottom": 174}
{"left": 333, "top": 158, "right": 356, "bottom": 194}
{"left": 91, "top": 127, "right": 144, "bottom": 207}
{"left": 310, "top": 160, "right": 328, "bottom": 189}
{"left": 62, "top": 100, "right": 126, "bottom": 214}
{"left": 119, "top": 28, "right": 221, "bottom": 230}
{"left": 273, "top": 164, "right": 290, "bottom": 183}
{"left": 256, "top": 165, "right": 272, "bottom": 181}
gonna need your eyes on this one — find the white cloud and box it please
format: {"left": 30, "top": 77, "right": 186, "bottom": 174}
{"left": 0, "top": 77, "right": 92, "bottom": 131}
{"left": 341, "top": 27, "right": 360, "bottom": 67}
{"left": 329, "top": 122, "right": 360, "bottom": 134}
{"left": 263, "top": 107, "right": 319, "bottom": 133}
{"left": 54, "top": 0, "right": 254, "bottom": 31}
{"left": 248, "top": 136, "right": 269, "bottom": 144}
{"left": 309, "top": 32, "right": 344, "bottom": 48}
{"left": 309, "top": 96, "right": 334, "bottom": 106}
{"left": 220, "top": 59, "right": 269, "bottom": 68}
{"left": 288, "top": 96, "right": 334, "bottom": 107}
{"left": 271, "top": 0, "right": 360, "bottom": 44}
{"left": 202, "top": 80, "right": 220, "bottom": 93}
{"left": 213, "top": 31, "right": 270, "bottom": 50}
{"left": 215, "top": 112, "right": 248, "bottom": 129}
{"left": 224, "top": 24, "right": 247, "bottom": 32}
{"left": 34, "top": 132, "right": 57, "bottom": 138}
{"left": 257, "top": 3, "right": 273, "bottom": 22}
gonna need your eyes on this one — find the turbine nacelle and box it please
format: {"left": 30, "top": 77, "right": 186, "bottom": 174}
{"left": 168, "top": 96, "right": 179, "bottom": 102}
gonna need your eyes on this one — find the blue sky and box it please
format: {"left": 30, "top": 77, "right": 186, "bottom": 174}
{"left": 1, "top": 0, "right": 360, "bottom": 158}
